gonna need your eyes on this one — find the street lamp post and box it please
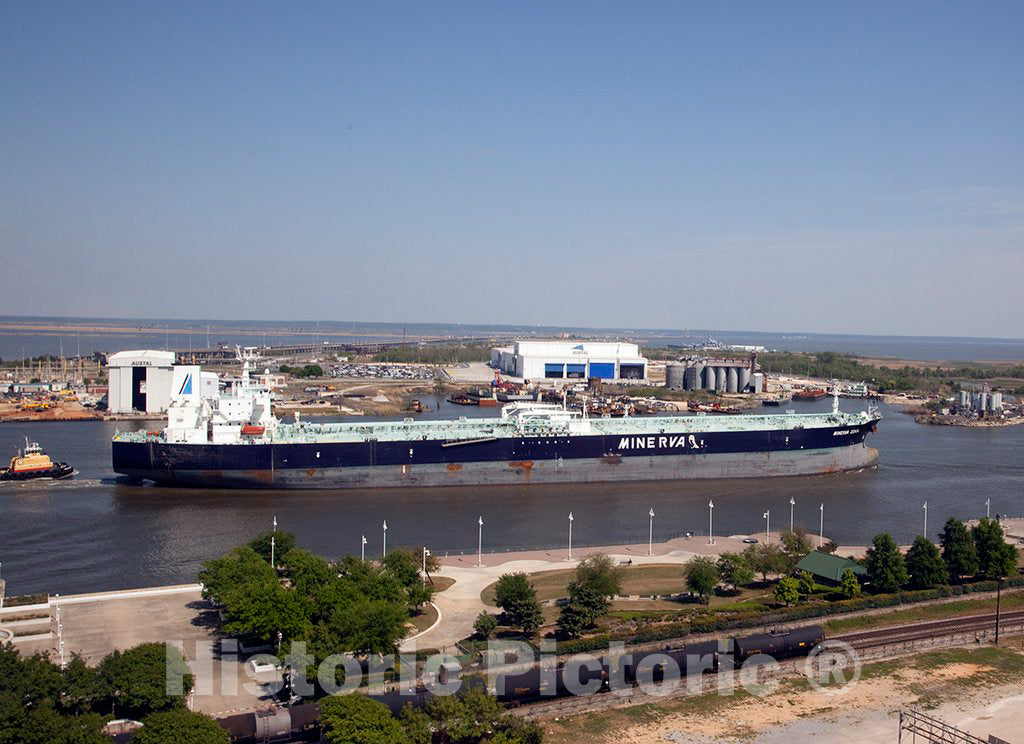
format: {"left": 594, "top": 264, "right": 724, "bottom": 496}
{"left": 708, "top": 500, "right": 715, "bottom": 545}
{"left": 361, "top": 535, "right": 367, "bottom": 562}
{"left": 382, "top": 520, "right": 388, "bottom": 558}
{"left": 763, "top": 510, "right": 770, "bottom": 542}
{"left": 567, "top": 512, "right": 574, "bottom": 561}
{"left": 477, "top": 516, "right": 483, "bottom": 567}
{"left": 819, "top": 503, "right": 824, "bottom": 548}
{"left": 422, "top": 547, "right": 430, "bottom": 586}
{"left": 789, "top": 497, "right": 795, "bottom": 535}
{"left": 986, "top": 498, "right": 991, "bottom": 519}
{"left": 270, "top": 515, "right": 278, "bottom": 567}
{"left": 648, "top": 508, "right": 655, "bottom": 556}
{"left": 923, "top": 501, "right": 928, "bottom": 538}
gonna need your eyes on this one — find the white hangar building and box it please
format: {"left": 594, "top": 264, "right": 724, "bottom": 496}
{"left": 107, "top": 350, "right": 218, "bottom": 414}
{"left": 491, "top": 340, "right": 647, "bottom": 382}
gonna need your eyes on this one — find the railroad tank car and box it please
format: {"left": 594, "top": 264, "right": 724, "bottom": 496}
{"left": 733, "top": 625, "right": 824, "bottom": 661}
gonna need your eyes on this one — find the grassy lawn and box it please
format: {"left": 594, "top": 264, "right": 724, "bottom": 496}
{"left": 429, "top": 576, "right": 456, "bottom": 592}
{"left": 480, "top": 564, "right": 775, "bottom": 606}
{"left": 481, "top": 564, "right": 690, "bottom": 606}
{"left": 407, "top": 602, "right": 439, "bottom": 634}
{"left": 823, "top": 591, "right": 1024, "bottom": 634}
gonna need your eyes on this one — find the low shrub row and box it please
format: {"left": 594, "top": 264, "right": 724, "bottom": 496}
{"left": 553, "top": 577, "right": 1024, "bottom": 654}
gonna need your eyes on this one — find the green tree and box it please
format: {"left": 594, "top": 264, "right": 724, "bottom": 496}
{"left": 319, "top": 693, "right": 409, "bottom": 744}
{"left": 281, "top": 548, "right": 334, "bottom": 595}
{"left": 797, "top": 570, "right": 816, "bottom": 597}
{"left": 60, "top": 653, "right": 103, "bottom": 714}
{"left": 473, "top": 612, "right": 498, "bottom": 639}
{"left": 98, "top": 643, "right": 193, "bottom": 719}
{"left": 198, "top": 546, "right": 277, "bottom": 605}
{"left": 940, "top": 518, "right": 979, "bottom": 581}
{"left": 0, "top": 644, "right": 62, "bottom": 709}
{"left": 397, "top": 704, "right": 433, "bottom": 744}
{"left": 572, "top": 553, "right": 621, "bottom": 598}
{"left": 423, "top": 687, "right": 537, "bottom": 743}
{"left": 820, "top": 540, "right": 840, "bottom": 555}
{"left": 247, "top": 530, "right": 297, "bottom": 565}
{"left": 904, "top": 536, "right": 949, "bottom": 589}
{"left": 838, "top": 568, "right": 861, "bottom": 597}
{"left": 972, "top": 518, "right": 1019, "bottom": 579}
{"left": 9, "top": 707, "right": 108, "bottom": 744}
{"left": 382, "top": 549, "right": 422, "bottom": 590}
{"left": 743, "top": 543, "right": 789, "bottom": 582}
{"left": 220, "top": 582, "right": 312, "bottom": 646}
{"left": 716, "top": 552, "right": 755, "bottom": 593}
{"left": 493, "top": 573, "right": 543, "bottom": 635}
{"left": 774, "top": 576, "right": 800, "bottom": 606}
{"left": 130, "top": 709, "right": 230, "bottom": 744}
{"left": 556, "top": 580, "right": 610, "bottom": 639}
{"left": 781, "top": 527, "right": 814, "bottom": 565}
{"left": 865, "top": 533, "right": 908, "bottom": 593}
{"left": 684, "top": 556, "right": 720, "bottom": 603}
{"left": 555, "top": 601, "right": 592, "bottom": 640}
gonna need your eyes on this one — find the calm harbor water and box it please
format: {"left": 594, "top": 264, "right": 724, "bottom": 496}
{"left": 1, "top": 399, "right": 1023, "bottom": 596}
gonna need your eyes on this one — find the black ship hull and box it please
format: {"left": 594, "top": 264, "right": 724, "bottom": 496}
{"left": 112, "top": 421, "right": 878, "bottom": 489}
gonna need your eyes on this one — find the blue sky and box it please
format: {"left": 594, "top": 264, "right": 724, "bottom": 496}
{"left": 2, "top": 2, "right": 1022, "bottom": 336}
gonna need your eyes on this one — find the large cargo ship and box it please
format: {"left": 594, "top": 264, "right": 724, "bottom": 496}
{"left": 112, "top": 356, "right": 881, "bottom": 489}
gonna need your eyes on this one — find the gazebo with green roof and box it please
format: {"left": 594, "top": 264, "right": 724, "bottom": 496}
{"left": 795, "top": 551, "right": 867, "bottom": 586}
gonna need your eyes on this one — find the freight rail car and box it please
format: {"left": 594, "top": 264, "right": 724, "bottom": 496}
{"left": 216, "top": 626, "right": 826, "bottom": 742}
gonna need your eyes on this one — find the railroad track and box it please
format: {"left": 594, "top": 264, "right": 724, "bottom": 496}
{"left": 514, "top": 610, "right": 1024, "bottom": 720}
{"left": 834, "top": 610, "right": 1024, "bottom": 649}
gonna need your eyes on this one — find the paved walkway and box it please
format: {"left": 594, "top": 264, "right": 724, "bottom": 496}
{"left": 403, "top": 531, "right": 825, "bottom": 652}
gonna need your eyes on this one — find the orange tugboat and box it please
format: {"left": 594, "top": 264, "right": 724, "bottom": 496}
{"left": 0, "top": 439, "right": 75, "bottom": 481}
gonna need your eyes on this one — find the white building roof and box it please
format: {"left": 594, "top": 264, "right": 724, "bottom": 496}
{"left": 107, "top": 349, "right": 176, "bottom": 367}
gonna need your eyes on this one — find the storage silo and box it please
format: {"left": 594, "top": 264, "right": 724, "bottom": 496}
{"left": 684, "top": 363, "right": 704, "bottom": 390}
{"left": 726, "top": 367, "right": 739, "bottom": 393}
{"left": 716, "top": 367, "right": 727, "bottom": 393}
{"left": 990, "top": 392, "right": 1003, "bottom": 411}
{"left": 704, "top": 366, "right": 718, "bottom": 390}
{"left": 752, "top": 372, "right": 764, "bottom": 394}
{"left": 665, "top": 363, "right": 686, "bottom": 391}
{"left": 958, "top": 390, "right": 970, "bottom": 408}
{"left": 738, "top": 367, "right": 751, "bottom": 391}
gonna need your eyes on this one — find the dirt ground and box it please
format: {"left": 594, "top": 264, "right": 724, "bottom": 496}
{"left": 0, "top": 401, "right": 101, "bottom": 422}
{"left": 542, "top": 645, "right": 1024, "bottom": 744}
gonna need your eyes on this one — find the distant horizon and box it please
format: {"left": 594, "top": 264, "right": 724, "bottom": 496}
{"left": 2, "top": 313, "right": 1023, "bottom": 345}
